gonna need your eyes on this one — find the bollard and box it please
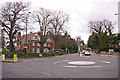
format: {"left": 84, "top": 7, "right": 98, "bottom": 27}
{"left": 14, "top": 54, "right": 17, "bottom": 61}
{"left": 80, "top": 54, "right": 82, "bottom": 57}
{"left": 1, "top": 54, "right": 5, "bottom": 61}
{"left": 80, "top": 52, "right": 82, "bottom": 57}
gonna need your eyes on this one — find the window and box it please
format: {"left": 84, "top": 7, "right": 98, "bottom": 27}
{"left": 37, "top": 42, "right": 40, "bottom": 46}
{"left": 37, "top": 48, "right": 40, "bottom": 53}
{"left": 44, "top": 43, "right": 47, "bottom": 46}
{"left": 33, "top": 42, "right": 35, "bottom": 46}
{"left": 48, "top": 43, "right": 50, "bottom": 47}
{"left": 32, "top": 48, "right": 35, "bottom": 53}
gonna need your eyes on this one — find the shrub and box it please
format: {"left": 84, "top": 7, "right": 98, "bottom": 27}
{"left": 2, "top": 51, "right": 67, "bottom": 58}
{"left": 40, "top": 52, "right": 53, "bottom": 57}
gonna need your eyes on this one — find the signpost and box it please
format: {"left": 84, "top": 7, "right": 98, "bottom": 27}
{"left": 14, "top": 54, "right": 18, "bottom": 62}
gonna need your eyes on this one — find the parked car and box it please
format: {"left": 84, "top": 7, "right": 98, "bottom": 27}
{"left": 82, "top": 50, "right": 86, "bottom": 54}
{"left": 84, "top": 50, "right": 91, "bottom": 56}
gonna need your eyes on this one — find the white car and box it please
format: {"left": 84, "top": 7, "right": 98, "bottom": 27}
{"left": 84, "top": 51, "right": 91, "bottom": 56}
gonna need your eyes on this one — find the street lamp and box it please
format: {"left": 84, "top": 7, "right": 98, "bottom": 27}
{"left": 25, "top": 12, "right": 31, "bottom": 53}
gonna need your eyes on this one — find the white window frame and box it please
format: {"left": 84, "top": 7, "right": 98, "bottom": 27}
{"left": 48, "top": 43, "right": 50, "bottom": 47}
{"left": 37, "top": 42, "right": 40, "bottom": 46}
{"left": 33, "top": 41, "right": 35, "bottom": 46}
{"left": 32, "top": 48, "right": 35, "bottom": 53}
{"left": 37, "top": 48, "right": 40, "bottom": 53}
{"left": 44, "top": 43, "right": 47, "bottom": 47}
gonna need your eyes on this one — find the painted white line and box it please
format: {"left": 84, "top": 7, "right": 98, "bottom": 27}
{"left": 53, "top": 61, "right": 61, "bottom": 64}
{"left": 101, "top": 61, "right": 110, "bottom": 64}
{"left": 62, "top": 60, "right": 71, "bottom": 62}
{"left": 68, "top": 61, "right": 96, "bottom": 65}
{"left": 64, "top": 66, "right": 77, "bottom": 68}
{"left": 23, "top": 60, "right": 30, "bottom": 62}
{"left": 79, "top": 66, "right": 101, "bottom": 68}
{"left": 53, "top": 60, "right": 71, "bottom": 64}
{"left": 101, "top": 55, "right": 112, "bottom": 57}
{"left": 64, "top": 66, "right": 101, "bottom": 68}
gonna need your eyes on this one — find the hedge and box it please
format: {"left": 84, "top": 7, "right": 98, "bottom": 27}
{"left": 2, "top": 52, "right": 56, "bottom": 58}
{"left": 2, "top": 50, "right": 71, "bottom": 58}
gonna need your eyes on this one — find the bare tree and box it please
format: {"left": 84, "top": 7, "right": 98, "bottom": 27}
{"left": 0, "top": 2, "right": 30, "bottom": 52}
{"left": 50, "top": 11, "right": 69, "bottom": 51}
{"left": 88, "top": 19, "right": 114, "bottom": 35}
{"left": 33, "top": 8, "right": 52, "bottom": 52}
{"left": 88, "top": 19, "right": 115, "bottom": 50}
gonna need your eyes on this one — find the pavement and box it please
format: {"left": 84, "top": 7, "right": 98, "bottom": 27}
{"left": 2, "top": 53, "right": 118, "bottom": 78}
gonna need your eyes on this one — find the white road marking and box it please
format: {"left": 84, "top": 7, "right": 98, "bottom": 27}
{"left": 64, "top": 66, "right": 77, "bottom": 68}
{"left": 64, "top": 66, "right": 101, "bottom": 68}
{"left": 101, "top": 61, "right": 110, "bottom": 64}
{"left": 53, "top": 61, "right": 61, "bottom": 64}
{"left": 79, "top": 66, "right": 101, "bottom": 68}
{"left": 53, "top": 60, "right": 71, "bottom": 64}
{"left": 23, "top": 60, "right": 30, "bottom": 62}
{"left": 68, "top": 61, "right": 96, "bottom": 65}
{"left": 62, "top": 60, "right": 71, "bottom": 62}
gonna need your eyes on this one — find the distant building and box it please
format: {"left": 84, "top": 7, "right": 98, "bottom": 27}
{"left": 15, "top": 32, "right": 54, "bottom": 53}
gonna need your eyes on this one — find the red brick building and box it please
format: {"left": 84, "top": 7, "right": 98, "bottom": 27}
{"left": 15, "top": 32, "right": 54, "bottom": 53}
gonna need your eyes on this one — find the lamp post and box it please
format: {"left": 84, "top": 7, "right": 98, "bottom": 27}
{"left": 25, "top": 12, "right": 31, "bottom": 53}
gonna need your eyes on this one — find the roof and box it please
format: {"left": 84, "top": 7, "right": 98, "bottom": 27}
{"left": 21, "top": 32, "right": 36, "bottom": 42}
{"left": 15, "top": 44, "right": 26, "bottom": 50}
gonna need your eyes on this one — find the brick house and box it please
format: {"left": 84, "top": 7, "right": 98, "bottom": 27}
{"left": 15, "top": 32, "right": 54, "bottom": 53}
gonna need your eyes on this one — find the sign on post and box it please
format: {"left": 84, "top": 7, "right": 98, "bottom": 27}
{"left": 80, "top": 52, "right": 82, "bottom": 57}
{"left": 14, "top": 54, "right": 17, "bottom": 61}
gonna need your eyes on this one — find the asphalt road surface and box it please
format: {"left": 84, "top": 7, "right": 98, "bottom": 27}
{"left": 2, "top": 53, "right": 118, "bottom": 78}
{"left": 0, "top": 56, "right": 2, "bottom": 79}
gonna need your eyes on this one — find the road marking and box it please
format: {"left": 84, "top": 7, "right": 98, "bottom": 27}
{"left": 64, "top": 66, "right": 101, "bottom": 68}
{"left": 23, "top": 60, "right": 30, "bottom": 62}
{"left": 79, "top": 66, "right": 101, "bottom": 68}
{"left": 68, "top": 61, "right": 96, "bottom": 65}
{"left": 53, "top": 61, "right": 61, "bottom": 64}
{"left": 101, "top": 55, "right": 118, "bottom": 57}
{"left": 53, "top": 60, "right": 71, "bottom": 64}
{"left": 62, "top": 60, "right": 71, "bottom": 62}
{"left": 101, "top": 61, "right": 110, "bottom": 64}
{"left": 64, "top": 66, "right": 77, "bottom": 68}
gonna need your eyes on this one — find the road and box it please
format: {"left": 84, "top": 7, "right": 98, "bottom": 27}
{"left": 2, "top": 53, "right": 118, "bottom": 78}
{"left": 0, "top": 56, "right": 2, "bottom": 79}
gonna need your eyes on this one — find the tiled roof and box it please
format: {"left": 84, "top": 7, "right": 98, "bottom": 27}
{"left": 15, "top": 44, "right": 26, "bottom": 50}
{"left": 21, "top": 32, "right": 36, "bottom": 42}
{"left": 15, "top": 45, "right": 21, "bottom": 50}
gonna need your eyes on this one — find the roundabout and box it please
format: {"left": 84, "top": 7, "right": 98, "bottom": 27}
{"left": 68, "top": 61, "right": 96, "bottom": 66}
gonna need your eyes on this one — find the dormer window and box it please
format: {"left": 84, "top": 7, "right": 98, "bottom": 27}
{"left": 35, "top": 36, "right": 38, "bottom": 39}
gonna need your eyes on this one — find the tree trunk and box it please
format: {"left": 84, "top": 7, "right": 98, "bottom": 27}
{"left": 40, "top": 43, "right": 44, "bottom": 52}
{"left": 54, "top": 36, "right": 58, "bottom": 52}
{"left": 9, "top": 39, "right": 15, "bottom": 53}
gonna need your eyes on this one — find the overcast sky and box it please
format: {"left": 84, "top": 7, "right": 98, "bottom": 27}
{"left": 0, "top": 0, "right": 119, "bottom": 44}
